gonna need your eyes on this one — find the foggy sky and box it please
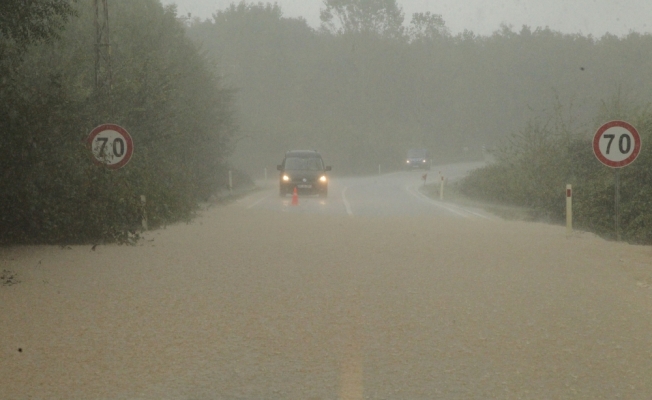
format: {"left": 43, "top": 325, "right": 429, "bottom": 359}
{"left": 163, "top": 0, "right": 652, "bottom": 37}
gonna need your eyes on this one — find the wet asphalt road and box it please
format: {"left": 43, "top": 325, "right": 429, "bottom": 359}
{"left": 3, "top": 162, "right": 652, "bottom": 399}
{"left": 242, "top": 162, "right": 492, "bottom": 219}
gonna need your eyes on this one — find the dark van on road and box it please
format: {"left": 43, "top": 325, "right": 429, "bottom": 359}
{"left": 406, "top": 148, "right": 431, "bottom": 170}
{"left": 277, "top": 150, "right": 331, "bottom": 197}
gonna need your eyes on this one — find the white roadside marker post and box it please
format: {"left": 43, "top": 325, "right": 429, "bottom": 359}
{"left": 140, "top": 195, "right": 148, "bottom": 231}
{"left": 228, "top": 170, "right": 233, "bottom": 193}
{"left": 566, "top": 184, "right": 572, "bottom": 237}
{"left": 439, "top": 172, "right": 445, "bottom": 201}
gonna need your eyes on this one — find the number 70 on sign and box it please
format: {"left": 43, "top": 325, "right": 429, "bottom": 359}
{"left": 87, "top": 123, "right": 134, "bottom": 170}
{"left": 593, "top": 120, "right": 641, "bottom": 168}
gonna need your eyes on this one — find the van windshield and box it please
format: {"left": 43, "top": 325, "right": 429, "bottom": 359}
{"left": 408, "top": 149, "right": 428, "bottom": 158}
{"left": 284, "top": 157, "right": 323, "bottom": 171}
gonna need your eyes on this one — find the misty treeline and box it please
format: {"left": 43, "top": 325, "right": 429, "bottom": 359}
{"left": 186, "top": 0, "right": 652, "bottom": 176}
{"left": 0, "top": 0, "right": 236, "bottom": 244}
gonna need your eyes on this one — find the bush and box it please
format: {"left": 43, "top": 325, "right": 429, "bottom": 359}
{"left": 460, "top": 100, "right": 652, "bottom": 244}
{"left": 0, "top": 0, "right": 236, "bottom": 244}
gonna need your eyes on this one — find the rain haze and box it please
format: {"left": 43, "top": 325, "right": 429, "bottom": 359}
{"left": 164, "top": 0, "right": 652, "bottom": 36}
{"left": 3, "top": 0, "right": 652, "bottom": 399}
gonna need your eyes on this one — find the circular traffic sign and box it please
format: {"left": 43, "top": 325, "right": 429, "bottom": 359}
{"left": 593, "top": 120, "right": 641, "bottom": 168}
{"left": 87, "top": 123, "right": 134, "bottom": 169}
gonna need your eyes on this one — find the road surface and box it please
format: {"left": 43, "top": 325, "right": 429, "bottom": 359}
{"left": 2, "top": 164, "right": 652, "bottom": 399}
{"left": 244, "top": 162, "right": 491, "bottom": 218}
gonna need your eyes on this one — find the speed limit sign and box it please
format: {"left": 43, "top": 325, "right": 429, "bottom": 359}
{"left": 593, "top": 120, "right": 641, "bottom": 168}
{"left": 87, "top": 123, "right": 134, "bottom": 169}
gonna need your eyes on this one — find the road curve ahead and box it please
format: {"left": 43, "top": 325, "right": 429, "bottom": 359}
{"left": 3, "top": 163, "right": 652, "bottom": 399}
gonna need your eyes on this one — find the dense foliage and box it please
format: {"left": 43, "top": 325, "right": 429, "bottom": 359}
{"left": 0, "top": 0, "right": 77, "bottom": 50}
{"left": 187, "top": 1, "right": 652, "bottom": 176}
{"left": 460, "top": 98, "right": 652, "bottom": 244}
{"left": 0, "top": 0, "right": 236, "bottom": 244}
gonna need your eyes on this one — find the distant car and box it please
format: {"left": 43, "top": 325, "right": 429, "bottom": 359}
{"left": 406, "top": 148, "right": 431, "bottom": 170}
{"left": 277, "top": 150, "right": 331, "bottom": 197}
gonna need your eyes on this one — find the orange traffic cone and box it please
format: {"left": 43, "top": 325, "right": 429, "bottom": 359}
{"left": 291, "top": 187, "right": 299, "bottom": 206}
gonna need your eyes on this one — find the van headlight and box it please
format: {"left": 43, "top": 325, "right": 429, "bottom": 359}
{"left": 282, "top": 174, "right": 290, "bottom": 182}
{"left": 319, "top": 175, "right": 327, "bottom": 183}
{"left": 406, "top": 160, "right": 410, "bottom": 164}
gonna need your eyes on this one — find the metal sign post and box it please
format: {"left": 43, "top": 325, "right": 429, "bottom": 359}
{"left": 93, "top": 0, "right": 113, "bottom": 120}
{"left": 593, "top": 120, "right": 641, "bottom": 241}
{"left": 614, "top": 169, "right": 621, "bottom": 241}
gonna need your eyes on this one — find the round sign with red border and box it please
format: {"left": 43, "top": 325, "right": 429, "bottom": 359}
{"left": 593, "top": 120, "right": 641, "bottom": 168}
{"left": 87, "top": 123, "right": 134, "bottom": 169}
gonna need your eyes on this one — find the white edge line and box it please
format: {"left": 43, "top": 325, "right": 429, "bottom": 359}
{"left": 342, "top": 186, "right": 354, "bottom": 216}
{"left": 408, "top": 184, "right": 493, "bottom": 220}
{"left": 464, "top": 209, "right": 493, "bottom": 220}
{"left": 247, "top": 192, "right": 272, "bottom": 209}
{"left": 405, "top": 184, "right": 470, "bottom": 218}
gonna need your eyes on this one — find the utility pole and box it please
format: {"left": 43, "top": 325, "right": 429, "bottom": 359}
{"left": 94, "top": 0, "right": 112, "bottom": 119}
